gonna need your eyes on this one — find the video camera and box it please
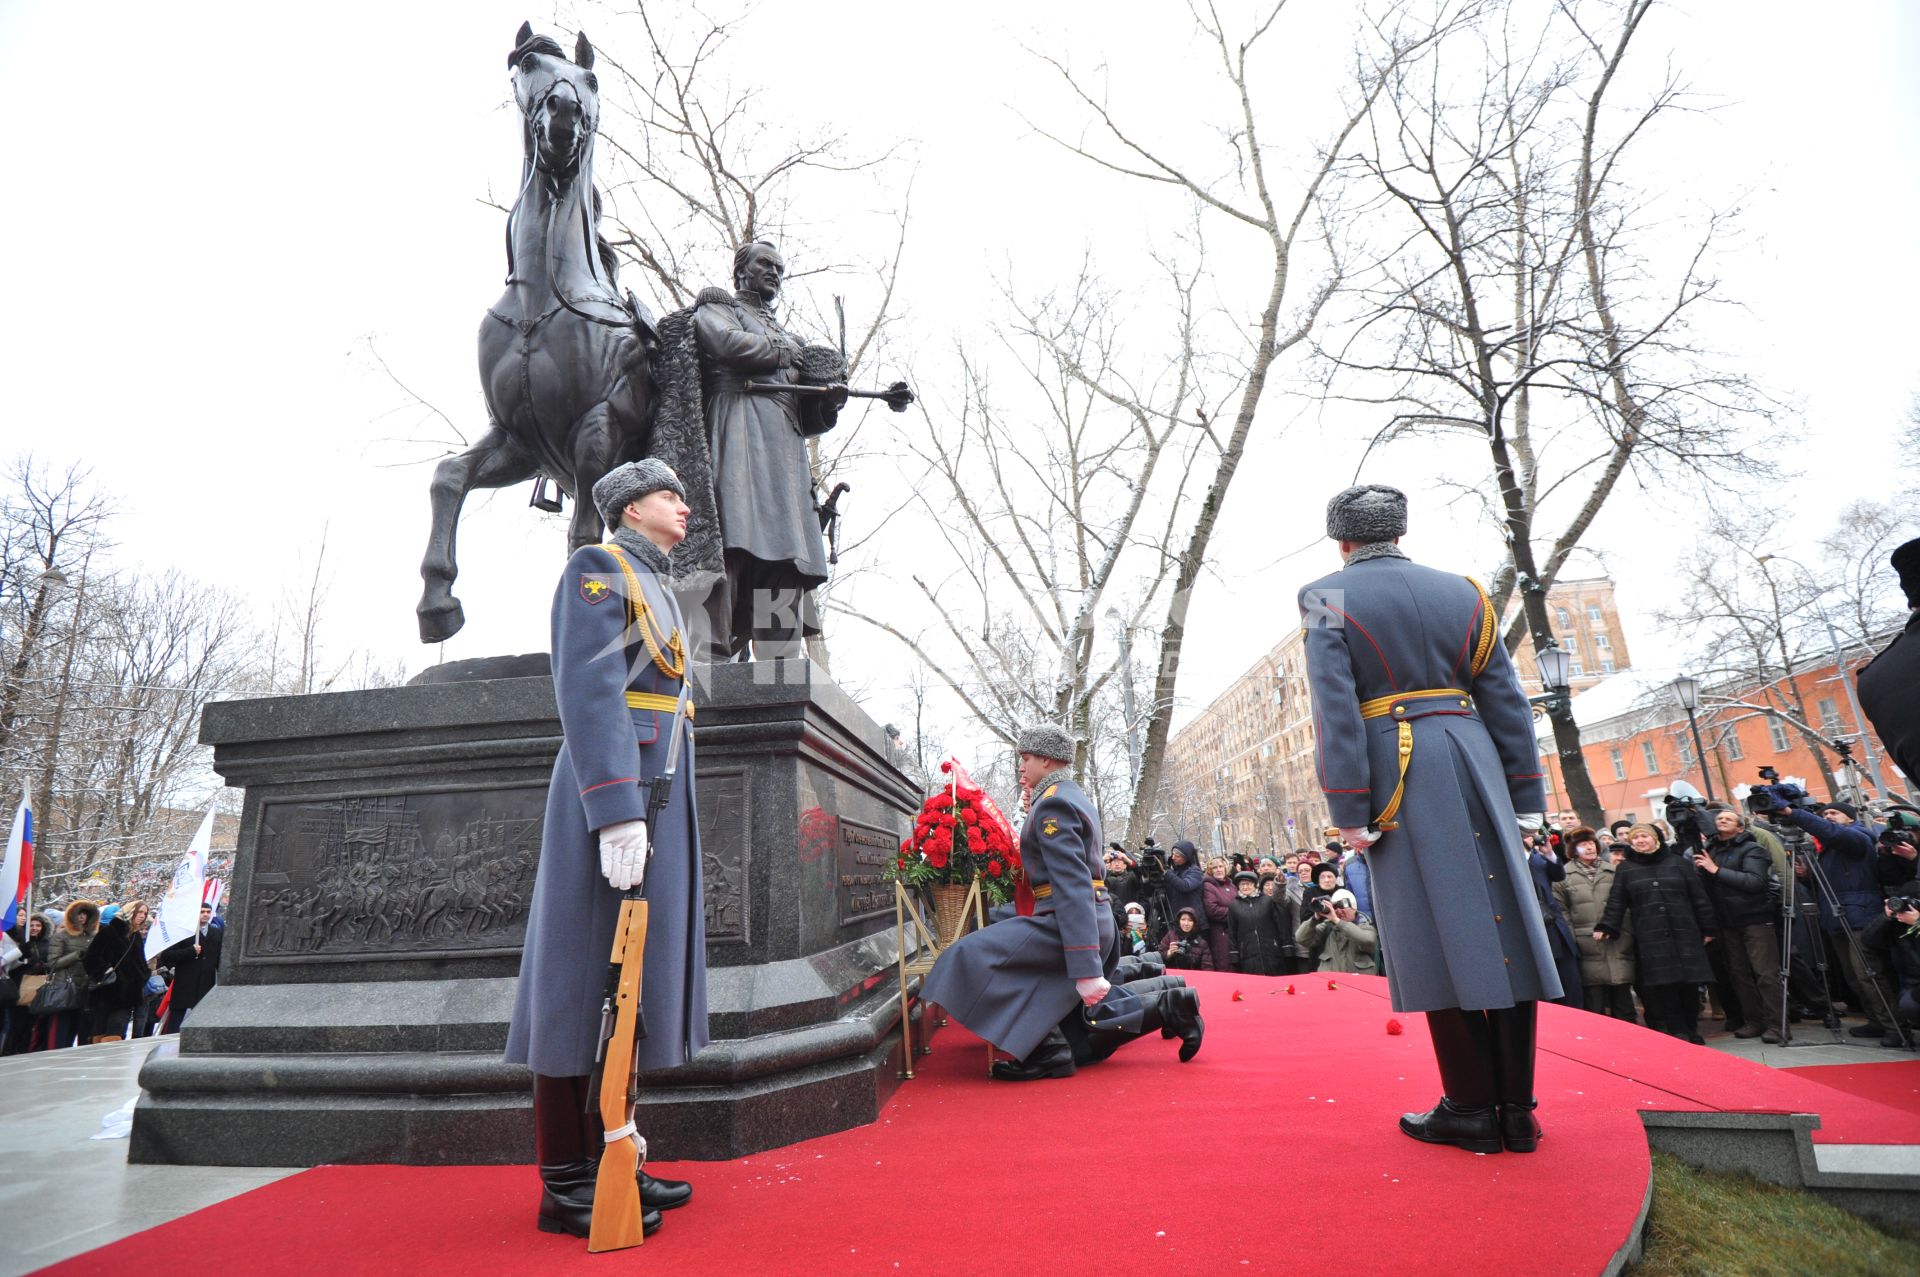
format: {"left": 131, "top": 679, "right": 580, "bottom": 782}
{"left": 1662, "top": 779, "right": 1714, "bottom": 853}
{"left": 1134, "top": 838, "right": 1166, "bottom": 882}
{"left": 1743, "top": 767, "right": 1821, "bottom": 818}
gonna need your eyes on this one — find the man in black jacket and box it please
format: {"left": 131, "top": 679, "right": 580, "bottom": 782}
{"left": 1693, "top": 810, "right": 1784, "bottom": 1042}
{"left": 157, "top": 903, "right": 222, "bottom": 1033}
{"left": 1164, "top": 842, "right": 1206, "bottom": 941}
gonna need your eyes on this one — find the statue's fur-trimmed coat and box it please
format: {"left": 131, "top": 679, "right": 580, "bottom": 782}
{"left": 1298, "top": 552, "right": 1563, "bottom": 1012}
{"left": 505, "top": 543, "right": 709, "bottom": 1076}
{"left": 920, "top": 776, "right": 1115, "bottom": 1060}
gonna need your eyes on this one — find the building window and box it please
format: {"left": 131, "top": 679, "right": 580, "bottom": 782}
{"left": 1678, "top": 739, "right": 1694, "bottom": 771}
{"left": 1568, "top": 657, "right": 1584, "bottom": 677}
{"left": 1555, "top": 607, "right": 1570, "bottom": 629}
{"left": 1724, "top": 732, "right": 1743, "bottom": 761}
{"left": 1610, "top": 748, "right": 1626, "bottom": 781}
{"left": 1641, "top": 741, "right": 1658, "bottom": 773}
{"left": 1594, "top": 633, "right": 1611, "bottom": 651}
{"left": 1600, "top": 659, "right": 1615, "bottom": 675}
{"left": 1587, "top": 603, "right": 1603, "bottom": 623}
{"left": 1817, "top": 697, "right": 1839, "bottom": 729}
{"left": 1768, "top": 718, "right": 1790, "bottom": 753}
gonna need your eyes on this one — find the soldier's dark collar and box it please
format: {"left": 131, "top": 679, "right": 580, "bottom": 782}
{"left": 1032, "top": 766, "right": 1073, "bottom": 799}
{"left": 1344, "top": 541, "right": 1408, "bottom": 565}
{"left": 610, "top": 527, "right": 672, "bottom": 577}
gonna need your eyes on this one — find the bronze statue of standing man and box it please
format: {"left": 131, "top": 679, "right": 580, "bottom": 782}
{"left": 691, "top": 242, "right": 847, "bottom": 660}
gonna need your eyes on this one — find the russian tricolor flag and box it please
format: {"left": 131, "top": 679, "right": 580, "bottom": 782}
{"left": 1, "top": 791, "right": 31, "bottom": 933}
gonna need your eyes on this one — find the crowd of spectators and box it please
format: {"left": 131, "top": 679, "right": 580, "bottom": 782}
{"left": 1102, "top": 798, "right": 1920, "bottom": 1050}
{"left": 0, "top": 898, "right": 223, "bottom": 1054}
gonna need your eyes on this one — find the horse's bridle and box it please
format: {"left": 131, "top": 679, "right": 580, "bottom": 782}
{"left": 503, "top": 71, "right": 635, "bottom": 332}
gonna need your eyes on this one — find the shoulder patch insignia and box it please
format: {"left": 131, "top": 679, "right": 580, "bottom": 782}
{"left": 1042, "top": 818, "right": 1060, "bottom": 837}
{"left": 1041, "top": 784, "right": 1058, "bottom": 800}
{"left": 580, "top": 574, "right": 615, "bottom": 605}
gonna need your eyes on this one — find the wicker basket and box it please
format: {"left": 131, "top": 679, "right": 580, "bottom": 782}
{"left": 930, "top": 883, "right": 971, "bottom": 947}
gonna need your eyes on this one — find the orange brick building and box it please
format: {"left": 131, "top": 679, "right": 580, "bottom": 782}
{"left": 1534, "top": 653, "right": 1913, "bottom": 824}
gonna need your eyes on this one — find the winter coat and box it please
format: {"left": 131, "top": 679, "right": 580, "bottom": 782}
{"left": 45, "top": 905, "right": 98, "bottom": 994}
{"left": 1227, "top": 893, "right": 1290, "bottom": 976}
{"left": 1698, "top": 833, "right": 1778, "bottom": 930}
{"left": 1598, "top": 846, "right": 1715, "bottom": 986}
{"left": 1298, "top": 550, "right": 1558, "bottom": 1013}
{"left": 1294, "top": 911, "right": 1379, "bottom": 976}
{"left": 1342, "top": 853, "right": 1374, "bottom": 917}
{"left": 83, "top": 915, "right": 147, "bottom": 1012}
{"left": 1780, "top": 809, "right": 1884, "bottom": 933}
{"left": 156, "top": 925, "right": 224, "bottom": 1013}
{"left": 1555, "top": 861, "right": 1634, "bottom": 986}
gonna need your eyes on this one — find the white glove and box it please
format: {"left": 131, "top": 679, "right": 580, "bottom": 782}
{"left": 1338, "top": 826, "right": 1379, "bottom": 849}
{"left": 598, "top": 819, "right": 652, "bottom": 891}
{"left": 1075, "top": 976, "right": 1111, "bottom": 1007}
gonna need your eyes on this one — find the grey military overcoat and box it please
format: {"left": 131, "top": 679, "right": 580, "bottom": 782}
{"left": 694, "top": 291, "right": 838, "bottom": 581}
{"left": 920, "top": 775, "right": 1116, "bottom": 1060}
{"left": 505, "top": 541, "right": 710, "bottom": 1077}
{"left": 1298, "top": 550, "right": 1562, "bottom": 1013}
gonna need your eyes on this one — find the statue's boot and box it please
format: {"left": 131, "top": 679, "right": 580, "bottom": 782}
{"left": 1113, "top": 952, "right": 1167, "bottom": 983}
{"left": 1489, "top": 1001, "right": 1542, "bottom": 1152}
{"left": 989, "top": 1027, "right": 1076, "bottom": 1081}
{"left": 1400, "top": 1008, "right": 1502, "bottom": 1154}
{"left": 532, "top": 1073, "right": 663, "bottom": 1238}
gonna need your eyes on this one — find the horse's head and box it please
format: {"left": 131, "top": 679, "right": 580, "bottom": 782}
{"left": 509, "top": 22, "right": 599, "bottom": 181}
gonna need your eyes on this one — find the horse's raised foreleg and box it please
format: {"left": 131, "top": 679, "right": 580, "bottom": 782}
{"left": 567, "top": 403, "right": 625, "bottom": 550}
{"left": 418, "top": 426, "right": 538, "bottom": 643}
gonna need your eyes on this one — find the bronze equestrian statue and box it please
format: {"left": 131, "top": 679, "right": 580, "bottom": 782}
{"left": 416, "top": 24, "right": 655, "bottom": 644}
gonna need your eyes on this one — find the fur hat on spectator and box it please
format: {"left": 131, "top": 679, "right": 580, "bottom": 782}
{"left": 1233, "top": 870, "right": 1259, "bottom": 887}
{"left": 592, "top": 458, "right": 685, "bottom": 529}
{"left": 1564, "top": 826, "right": 1599, "bottom": 851}
{"left": 1124, "top": 902, "right": 1146, "bottom": 918}
{"left": 1326, "top": 484, "right": 1408, "bottom": 543}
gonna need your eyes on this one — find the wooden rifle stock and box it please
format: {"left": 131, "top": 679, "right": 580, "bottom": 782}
{"left": 588, "top": 897, "right": 649, "bottom": 1252}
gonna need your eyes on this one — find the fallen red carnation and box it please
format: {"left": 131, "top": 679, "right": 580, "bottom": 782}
{"left": 1386, "top": 1019, "right": 1404, "bottom": 1036}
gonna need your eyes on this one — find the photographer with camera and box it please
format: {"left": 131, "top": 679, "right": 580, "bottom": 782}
{"left": 1862, "top": 895, "right": 1920, "bottom": 1036}
{"left": 1751, "top": 787, "right": 1908, "bottom": 1046}
{"left": 1159, "top": 907, "right": 1214, "bottom": 971}
{"left": 1693, "top": 809, "right": 1786, "bottom": 1042}
{"left": 1163, "top": 841, "right": 1206, "bottom": 943}
{"left": 1877, "top": 817, "right": 1918, "bottom": 894}
{"left": 1294, "top": 888, "right": 1378, "bottom": 976}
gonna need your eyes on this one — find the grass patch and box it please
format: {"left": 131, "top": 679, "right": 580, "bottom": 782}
{"left": 1630, "top": 1152, "right": 1920, "bottom": 1276}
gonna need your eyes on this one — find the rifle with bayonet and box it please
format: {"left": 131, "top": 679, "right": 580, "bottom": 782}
{"left": 587, "top": 682, "right": 689, "bottom": 1253}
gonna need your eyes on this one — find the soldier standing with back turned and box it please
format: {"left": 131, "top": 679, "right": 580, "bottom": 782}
{"left": 1298, "top": 485, "right": 1562, "bottom": 1154}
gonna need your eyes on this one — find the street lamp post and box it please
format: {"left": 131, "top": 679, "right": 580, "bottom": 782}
{"left": 1530, "top": 640, "right": 1574, "bottom": 816}
{"left": 1671, "top": 674, "right": 1716, "bottom": 801}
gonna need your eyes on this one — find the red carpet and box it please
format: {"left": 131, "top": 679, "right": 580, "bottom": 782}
{"left": 1781, "top": 1061, "right": 1920, "bottom": 1139}
{"left": 37, "top": 972, "right": 1920, "bottom": 1277}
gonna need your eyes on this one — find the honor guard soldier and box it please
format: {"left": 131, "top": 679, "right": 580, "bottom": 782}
{"left": 505, "top": 459, "right": 709, "bottom": 1237}
{"left": 1298, "top": 485, "right": 1561, "bottom": 1154}
{"left": 921, "top": 725, "right": 1202, "bottom": 1079}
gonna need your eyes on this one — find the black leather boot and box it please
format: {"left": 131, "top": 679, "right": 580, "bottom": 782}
{"left": 990, "top": 1027, "right": 1077, "bottom": 1081}
{"left": 533, "top": 1074, "right": 663, "bottom": 1238}
{"left": 1489, "top": 1001, "right": 1542, "bottom": 1152}
{"left": 1114, "top": 952, "right": 1168, "bottom": 983}
{"left": 1165, "top": 985, "right": 1205, "bottom": 1062}
{"left": 1400, "top": 1008, "right": 1501, "bottom": 1154}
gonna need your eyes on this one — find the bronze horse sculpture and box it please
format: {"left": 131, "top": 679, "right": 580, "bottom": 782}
{"left": 416, "top": 24, "right": 652, "bottom": 643}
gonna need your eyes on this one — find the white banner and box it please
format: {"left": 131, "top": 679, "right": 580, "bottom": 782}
{"left": 146, "top": 806, "right": 215, "bottom": 963}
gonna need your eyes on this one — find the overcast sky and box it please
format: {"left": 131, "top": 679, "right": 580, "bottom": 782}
{"left": 0, "top": 1, "right": 1914, "bottom": 763}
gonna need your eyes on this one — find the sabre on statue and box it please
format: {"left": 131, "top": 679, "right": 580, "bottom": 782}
{"left": 744, "top": 379, "right": 916, "bottom": 413}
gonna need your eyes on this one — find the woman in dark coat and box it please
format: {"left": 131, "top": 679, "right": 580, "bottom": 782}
{"left": 2, "top": 916, "right": 50, "bottom": 1055}
{"left": 84, "top": 901, "right": 152, "bottom": 1043}
{"left": 1227, "top": 872, "right": 1289, "bottom": 975}
{"left": 1159, "top": 908, "right": 1214, "bottom": 970}
{"left": 1595, "top": 825, "right": 1716, "bottom": 1042}
{"left": 1202, "top": 858, "right": 1236, "bottom": 972}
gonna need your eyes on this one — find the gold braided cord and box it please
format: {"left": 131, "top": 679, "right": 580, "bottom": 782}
{"left": 598, "top": 544, "right": 687, "bottom": 679}
{"left": 1466, "top": 576, "right": 1497, "bottom": 679}
{"left": 1358, "top": 688, "right": 1468, "bottom": 720}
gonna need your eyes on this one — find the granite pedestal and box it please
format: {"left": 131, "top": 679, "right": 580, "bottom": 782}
{"left": 130, "top": 660, "right": 924, "bottom": 1166}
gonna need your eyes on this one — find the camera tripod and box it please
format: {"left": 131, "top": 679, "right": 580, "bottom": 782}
{"left": 1771, "top": 822, "right": 1913, "bottom": 1052}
